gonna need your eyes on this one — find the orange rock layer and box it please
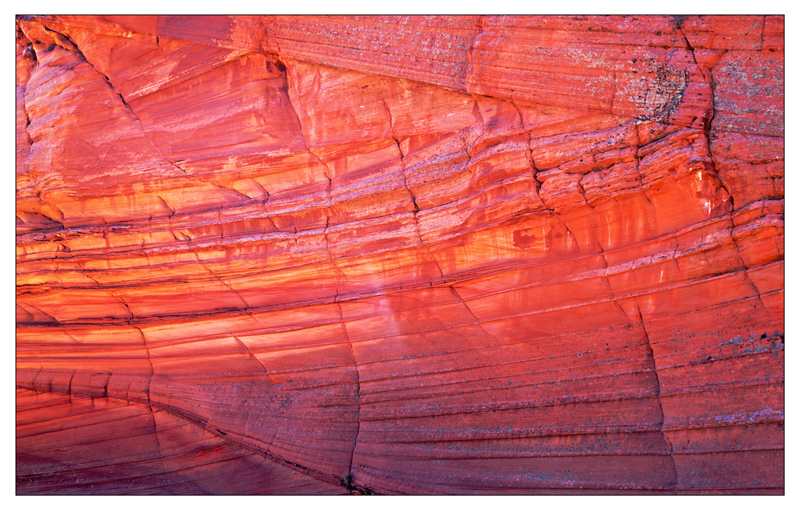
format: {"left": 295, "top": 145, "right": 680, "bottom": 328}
{"left": 16, "top": 15, "right": 784, "bottom": 494}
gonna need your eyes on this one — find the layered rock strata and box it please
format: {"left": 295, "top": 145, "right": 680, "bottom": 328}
{"left": 16, "top": 15, "right": 784, "bottom": 494}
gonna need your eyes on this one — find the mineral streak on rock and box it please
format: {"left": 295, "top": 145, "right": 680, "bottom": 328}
{"left": 16, "top": 15, "right": 783, "bottom": 494}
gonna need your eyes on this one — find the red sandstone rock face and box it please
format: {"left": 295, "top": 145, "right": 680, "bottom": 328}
{"left": 16, "top": 15, "right": 784, "bottom": 494}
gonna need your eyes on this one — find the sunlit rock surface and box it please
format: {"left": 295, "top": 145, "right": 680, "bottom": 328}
{"left": 16, "top": 15, "right": 783, "bottom": 494}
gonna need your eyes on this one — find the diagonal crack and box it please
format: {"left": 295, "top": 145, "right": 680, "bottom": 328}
{"left": 633, "top": 300, "right": 678, "bottom": 492}
{"left": 43, "top": 27, "right": 185, "bottom": 171}
{"left": 279, "top": 53, "right": 337, "bottom": 241}
{"left": 728, "top": 231, "right": 770, "bottom": 314}
{"left": 132, "top": 324, "right": 165, "bottom": 472}
{"left": 631, "top": 129, "right": 658, "bottom": 212}
{"left": 448, "top": 285, "right": 500, "bottom": 346}
{"left": 279, "top": 57, "right": 350, "bottom": 300}
{"left": 192, "top": 251, "right": 251, "bottom": 311}
{"left": 324, "top": 216, "right": 351, "bottom": 301}
{"left": 336, "top": 302, "right": 361, "bottom": 492}
{"left": 41, "top": 23, "right": 256, "bottom": 211}
{"left": 18, "top": 302, "right": 59, "bottom": 323}
{"left": 507, "top": 97, "right": 579, "bottom": 233}
{"left": 73, "top": 261, "right": 137, "bottom": 322}
{"left": 694, "top": 75, "right": 769, "bottom": 315}
{"left": 380, "top": 98, "right": 446, "bottom": 280}
{"left": 674, "top": 17, "right": 699, "bottom": 67}
{"left": 591, "top": 227, "right": 679, "bottom": 491}
{"left": 233, "top": 335, "right": 268, "bottom": 374}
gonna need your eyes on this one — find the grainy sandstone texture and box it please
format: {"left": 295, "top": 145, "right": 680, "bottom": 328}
{"left": 16, "top": 15, "right": 783, "bottom": 494}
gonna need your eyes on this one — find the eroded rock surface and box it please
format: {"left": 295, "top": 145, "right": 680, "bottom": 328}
{"left": 16, "top": 15, "right": 784, "bottom": 494}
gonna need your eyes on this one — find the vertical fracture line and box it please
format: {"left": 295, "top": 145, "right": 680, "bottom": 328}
{"left": 636, "top": 304, "right": 678, "bottom": 491}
